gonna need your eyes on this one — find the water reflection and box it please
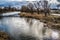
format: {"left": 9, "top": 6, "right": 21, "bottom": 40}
{"left": 43, "top": 27, "right": 60, "bottom": 40}
{"left": 0, "top": 12, "right": 60, "bottom": 40}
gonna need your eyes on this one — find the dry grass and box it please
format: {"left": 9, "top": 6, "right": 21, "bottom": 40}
{"left": 20, "top": 12, "right": 60, "bottom": 22}
{"left": 0, "top": 31, "right": 10, "bottom": 40}
{"left": 19, "top": 12, "right": 60, "bottom": 30}
{"left": 20, "top": 12, "right": 45, "bottom": 19}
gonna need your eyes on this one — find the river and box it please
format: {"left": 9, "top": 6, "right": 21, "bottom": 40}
{"left": 0, "top": 12, "right": 60, "bottom": 40}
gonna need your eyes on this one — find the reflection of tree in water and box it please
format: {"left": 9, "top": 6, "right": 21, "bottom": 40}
{"left": 19, "top": 35, "right": 37, "bottom": 40}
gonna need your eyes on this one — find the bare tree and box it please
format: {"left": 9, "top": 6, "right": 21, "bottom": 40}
{"left": 43, "top": 0, "right": 50, "bottom": 16}
{"left": 27, "top": 3, "right": 34, "bottom": 14}
{"left": 21, "top": 0, "right": 50, "bottom": 16}
{"left": 56, "top": 4, "right": 60, "bottom": 13}
{"left": 34, "top": 1, "right": 41, "bottom": 14}
{"left": 21, "top": 5, "right": 28, "bottom": 12}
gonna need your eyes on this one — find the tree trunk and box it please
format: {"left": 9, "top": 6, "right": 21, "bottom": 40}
{"left": 37, "top": 9, "right": 39, "bottom": 14}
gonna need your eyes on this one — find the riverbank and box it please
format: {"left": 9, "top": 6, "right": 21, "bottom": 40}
{"left": 20, "top": 12, "right": 60, "bottom": 30}
{"left": 0, "top": 31, "right": 10, "bottom": 40}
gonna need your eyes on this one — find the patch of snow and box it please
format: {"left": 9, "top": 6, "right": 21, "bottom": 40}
{"left": 51, "top": 14, "right": 60, "bottom": 16}
{"left": 2, "top": 12, "right": 20, "bottom": 16}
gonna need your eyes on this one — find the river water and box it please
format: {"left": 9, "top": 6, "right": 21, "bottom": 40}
{"left": 0, "top": 12, "right": 60, "bottom": 40}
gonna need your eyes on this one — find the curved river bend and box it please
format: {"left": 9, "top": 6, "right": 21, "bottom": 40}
{"left": 0, "top": 12, "right": 59, "bottom": 40}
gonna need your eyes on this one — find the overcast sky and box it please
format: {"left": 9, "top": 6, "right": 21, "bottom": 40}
{"left": 0, "top": 0, "right": 59, "bottom": 4}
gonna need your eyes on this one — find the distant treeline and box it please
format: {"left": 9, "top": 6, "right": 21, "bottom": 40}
{"left": 0, "top": 6, "right": 20, "bottom": 13}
